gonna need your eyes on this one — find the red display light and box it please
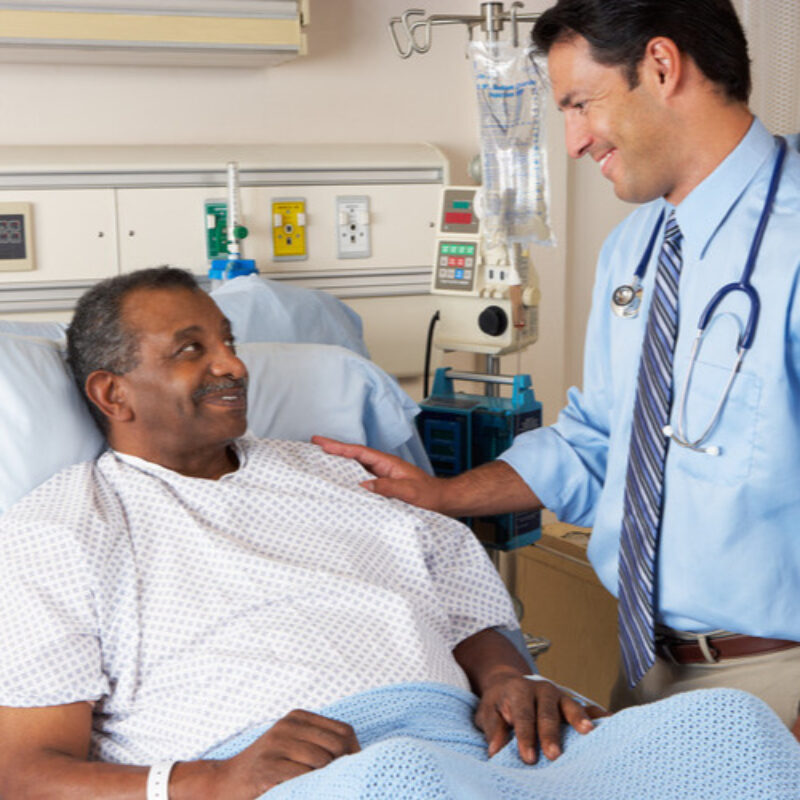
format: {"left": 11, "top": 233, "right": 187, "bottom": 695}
{"left": 444, "top": 211, "right": 473, "bottom": 226}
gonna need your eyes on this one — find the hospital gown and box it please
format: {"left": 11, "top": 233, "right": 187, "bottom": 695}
{"left": 0, "top": 437, "right": 518, "bottom": 765}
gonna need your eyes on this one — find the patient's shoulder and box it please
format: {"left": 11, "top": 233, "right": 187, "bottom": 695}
{"left": 242, "top": 436, "right": 373, "bottom": 485}
{"left": 0, "top": 452, "right": 117, "bottom": 537}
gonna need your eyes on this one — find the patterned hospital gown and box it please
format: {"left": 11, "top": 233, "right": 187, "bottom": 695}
{"left": 0, "top": 437, "right": 518, "bottom": 765}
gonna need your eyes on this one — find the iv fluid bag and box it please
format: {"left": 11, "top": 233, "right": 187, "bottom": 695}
{"left": 469, "top": 41, "right": 554, "bottom": 248}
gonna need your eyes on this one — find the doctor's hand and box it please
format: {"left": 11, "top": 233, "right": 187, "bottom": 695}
{"left": 214, "top": 709, "right": 360, "bottom": 798}
{"left": 474, "top": 672, "right": 607, "bottom": 764}
{"left": 311, "top": 436, "right": 448, "bottom": 513}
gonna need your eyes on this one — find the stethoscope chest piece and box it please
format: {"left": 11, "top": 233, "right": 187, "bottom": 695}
{"left": 611, "top": 281, "right": 643, "bottom": 318}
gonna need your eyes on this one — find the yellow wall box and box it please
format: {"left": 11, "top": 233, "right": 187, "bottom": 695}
{"left": 0, "top": 1, "right": 308, "bottom": 67}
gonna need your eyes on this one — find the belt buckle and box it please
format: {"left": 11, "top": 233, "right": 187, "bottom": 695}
{"left": 657, "top": 633, "right": 720, "bottom": 664}
{"left": 696, "top": 634, "right": 721, "bottom": 664}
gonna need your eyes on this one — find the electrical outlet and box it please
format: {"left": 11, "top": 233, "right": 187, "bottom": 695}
{"left": 336, "top": 195, "right": 371, "bottom": 259}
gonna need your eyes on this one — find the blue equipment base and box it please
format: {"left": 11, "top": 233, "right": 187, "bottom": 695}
{"left": 417, "top": 368, "right": 542, "bottom": 551}
{"left": 209, "top": 258, "right": 258, "bottom": 281}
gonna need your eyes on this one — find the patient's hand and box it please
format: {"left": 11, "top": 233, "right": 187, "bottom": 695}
{"left": 454, "top": 628, "right": 607, "bottom": 766}
{"left": 218, "top": 709, "right": 360, "bottom": 796}
{"left": 475, "top": 672, "right": 608, "bottom": 764}
{"left": 311, "top": 436, "right": 447, "bottom": 512}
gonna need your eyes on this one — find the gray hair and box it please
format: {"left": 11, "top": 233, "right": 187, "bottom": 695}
{"left": 66, "top": 266, "right": 201, "bottom": 432}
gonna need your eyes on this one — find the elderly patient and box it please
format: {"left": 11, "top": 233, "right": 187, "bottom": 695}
{"left": 0, "top": 268, "right": 596, "bottom": 799}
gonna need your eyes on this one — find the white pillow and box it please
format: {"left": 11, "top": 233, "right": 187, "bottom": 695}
{"left": 0, "top": 336, "right": 429, "bottom": 516}
{"left": 0, "top": 334, "right": 104, "bottom": 515}
{"left": 0, "top": 320, "right": 68, "bottom": 340}
{"left": 211, "top": 275, "right": 370, "bottom": 359}
{"left": 239, "top": 341, "right": 422, "bottom": 454}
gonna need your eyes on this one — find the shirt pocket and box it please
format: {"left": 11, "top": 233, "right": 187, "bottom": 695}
{"left": 667, "top": 356, "right": 761, "bottom": 485}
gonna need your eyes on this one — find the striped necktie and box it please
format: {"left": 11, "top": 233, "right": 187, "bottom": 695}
{"left": 618, "top": 211, "right": 683, "bottom": 687}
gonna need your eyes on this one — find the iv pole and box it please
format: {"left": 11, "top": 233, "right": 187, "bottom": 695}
{"left": 389, "top": 2, "right": 543, "bottom": 390}
{"left": 388, "top": 5, "right": 549, "bottom": 655}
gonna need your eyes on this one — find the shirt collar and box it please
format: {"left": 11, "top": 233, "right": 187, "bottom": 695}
{"left": 111, "top": 437, "right": 248, "bottom": 480}
{"left": 673, "top": 117, "right": 777, "bottom": 261}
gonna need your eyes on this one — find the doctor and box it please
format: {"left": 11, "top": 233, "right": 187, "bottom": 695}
{"left": 316, "top": 0, "right": 800, "bottom": 739}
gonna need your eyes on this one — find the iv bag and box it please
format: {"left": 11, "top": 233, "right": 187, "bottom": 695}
{"left": 469, "top": 40, "right": 555, "bottom": 249}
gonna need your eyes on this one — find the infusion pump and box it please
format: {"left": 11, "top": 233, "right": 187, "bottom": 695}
{"left": 431, "top": 186, "right": 540, "bottom": 355}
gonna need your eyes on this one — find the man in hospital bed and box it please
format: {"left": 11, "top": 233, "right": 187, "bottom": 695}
{"left": 0, "top": 267, "right": 600, "bottom": 798}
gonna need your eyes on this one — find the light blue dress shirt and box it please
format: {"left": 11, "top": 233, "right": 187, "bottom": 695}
{"left": 501, "top": 118, "right": 800, "bottom": 636}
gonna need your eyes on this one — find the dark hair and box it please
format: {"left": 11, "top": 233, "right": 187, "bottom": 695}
{"left": 532, "top": 0, "right": 751, "bottom": 103}
{"left": 66, "top": 266, "right": 200, "bottom": 431}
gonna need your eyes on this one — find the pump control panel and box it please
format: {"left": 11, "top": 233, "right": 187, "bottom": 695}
{"left": 434, "top": 240, "right": 478, "bottom": 292}
{"left": 432, "top": 188, "right": 481, "bottom": 296}
{"left": 430, "top": 186, "right": 540, "bottom": 356}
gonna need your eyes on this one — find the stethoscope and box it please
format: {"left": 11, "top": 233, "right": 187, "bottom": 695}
{"left": 611, "top": 136, "right": 789, "bottom": 456}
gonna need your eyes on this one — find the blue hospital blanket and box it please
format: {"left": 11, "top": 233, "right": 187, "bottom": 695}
{"left": 206, "top": 682, "right": 800, "bottom": 799}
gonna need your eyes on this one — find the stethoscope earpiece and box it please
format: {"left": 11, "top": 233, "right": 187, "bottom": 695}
{"left": 662, "top": 423, "right": 721, "bottom": 456}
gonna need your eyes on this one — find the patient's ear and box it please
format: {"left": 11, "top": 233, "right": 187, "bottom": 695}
{"left": 84, "top": 370, "right": 134, "bottom": 424}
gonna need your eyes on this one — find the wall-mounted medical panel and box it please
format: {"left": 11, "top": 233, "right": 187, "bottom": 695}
{"left": 115, "top": 182, "right": 441, "bottom": 277}
{"left": 0, "top": 0, "right": 307, "bottom": 67}
{"left": 0, "top": 143, "right": 447, "bottom": 376}
{"left": 0, "top": 189, "right": 117, "bottom": 283}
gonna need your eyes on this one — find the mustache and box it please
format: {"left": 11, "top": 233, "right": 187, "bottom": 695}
{"left": 192, "top": 377, "right": 248, "bottom": 402}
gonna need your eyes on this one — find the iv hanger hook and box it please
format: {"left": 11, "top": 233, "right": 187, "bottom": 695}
{"left": 408, "top": 16, "right": 434, "bottom": 54}
{"left": 510, "top": 2, "right": 524, "bottom": 48}
{"left": 388, "top": 9, "right": 426, "bottom": 59}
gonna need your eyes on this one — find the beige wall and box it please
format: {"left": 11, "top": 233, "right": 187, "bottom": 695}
{"left": 0, "top": 0, "right": 790, "bottom": 422}
{"left": 0, "top": 1, "right": 483, "bottom": 169}
{"left": 0, "top": 0, "right": 574, "bottom": 425}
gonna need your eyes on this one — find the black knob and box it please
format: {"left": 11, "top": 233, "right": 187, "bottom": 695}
{"left": 478, "top": 305, "right": 508, "bottom": 337}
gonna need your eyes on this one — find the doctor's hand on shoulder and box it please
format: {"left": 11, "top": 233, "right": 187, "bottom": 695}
{"left": 312, "top": 436, "right": 449, "bottom": 512}
{"left": 312, "top": 436, "right": 540, "bottom": 519}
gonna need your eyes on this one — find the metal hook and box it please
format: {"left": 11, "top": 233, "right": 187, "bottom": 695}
{"left": 510, "top": 2, "right": 524, "bottom": 48}
{"left": 388, "top": 9, "right": 426, "bottom": 59}
{"left": 408, "top": 17, "right": 433, "bottom": 54}
{"left": 388, "top": 5, "right": 540, "bottom": 59}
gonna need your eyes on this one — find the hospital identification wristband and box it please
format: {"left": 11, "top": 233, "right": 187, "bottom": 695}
{"left": 146, "top": 761, "right": 176, "bottom": 800}
{"left": 524, "top": 674, "right": 605, "bottom": 711}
